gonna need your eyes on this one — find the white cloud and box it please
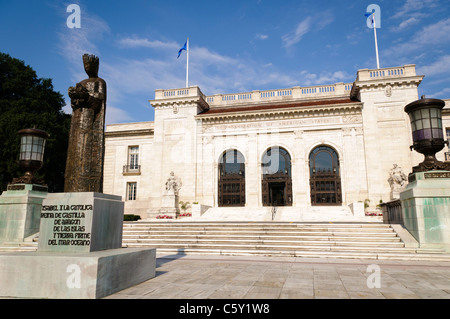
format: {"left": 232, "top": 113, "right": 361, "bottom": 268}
{"left": 57, "top": 10, "right": 110, "bottom": 65}
{"left": 417, "top": 55, "right": 450, "bottom": 76}
{"left": 102, "top": 58, "right": 183, "bottom": 94}
{"left": 255, "top": 34, "right": 269, "bottom": 40}
{"left": 392, "top": 17, "right": 421, "bottom": 31}
{"left": 281, "top": 11, "right": 334, "bottom": 51}
{"left": 391, "top": 0, "right": 438, "bottom": 32}
{"left": 282, "top": 17, "right": 312, "bottom": 49}
{"left": 392, "top": 0, "right": 438, "bottom": 19}
{"left": 299, "top": 70, "right": 353, "bottom": 86}
{"left": 384, "top": 18, "right": 450, "bottom": 58}
{"left": 105, "top": 105, "right": 134, "bottom": 124}
{"left": 432, "top": 87, "right": 450, "bottom": 98}
{"left": 116, "top": 37, "right": 179, "bottom": 50}
{"left": 191, "top": 47, "right": 238, "bottom": 66}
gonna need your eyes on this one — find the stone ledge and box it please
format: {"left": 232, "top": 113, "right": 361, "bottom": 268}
{"left": 0, "top": 248, "right": 156, "bottom": 299}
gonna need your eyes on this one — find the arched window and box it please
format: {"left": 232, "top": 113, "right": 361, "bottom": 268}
{"left": 218, "top": 150, "right": 245, "bottom": 206}
{"left": 309, "top": 146, "right": 342, "bottom": 205}
{"left": 261, "top": 147, "right": 292, "bottom": 206}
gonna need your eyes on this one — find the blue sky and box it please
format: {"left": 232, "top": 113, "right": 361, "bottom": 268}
{"left": 1, "top": 0, "right": 450, "bottom": 124}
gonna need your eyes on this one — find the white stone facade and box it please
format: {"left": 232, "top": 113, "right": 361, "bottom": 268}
{"left": 103, "top": 65, "right": 450, "bottom": 219}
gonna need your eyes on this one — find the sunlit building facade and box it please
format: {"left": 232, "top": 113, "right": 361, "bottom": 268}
{"left": 103, "top": 64, "right": 450, "bottom": 219}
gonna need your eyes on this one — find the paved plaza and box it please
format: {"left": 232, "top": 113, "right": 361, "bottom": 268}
{"left": 106, "top": 253, "right": 450, "bottom": 300}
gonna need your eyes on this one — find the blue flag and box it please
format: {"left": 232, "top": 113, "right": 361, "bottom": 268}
{"left": 177, "top": 41, "right": 187, "bottom": 59}
{"left": 365, "top": 12, "right": 374, "bottom": 25}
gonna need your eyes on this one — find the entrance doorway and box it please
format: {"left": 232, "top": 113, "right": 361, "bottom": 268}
{"left": 269, "top": 182, "right": 286, "bottom": 206}
{"left": 262, "top": 147, "right": 292, "bottom": 206}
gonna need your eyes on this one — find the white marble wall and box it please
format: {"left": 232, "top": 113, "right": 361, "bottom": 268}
{"left": 103, "top": 122, "right": 155, "bottom": 217}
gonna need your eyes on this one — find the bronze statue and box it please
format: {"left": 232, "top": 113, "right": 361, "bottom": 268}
{"left": 64, "top": 54, "right": 106, "bottom": 193}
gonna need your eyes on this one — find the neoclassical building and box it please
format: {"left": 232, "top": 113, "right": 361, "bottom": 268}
{"left": 103, "top": 64, "right": 450, "bottom": 219}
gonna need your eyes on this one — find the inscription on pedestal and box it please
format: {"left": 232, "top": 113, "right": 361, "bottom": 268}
{"left": 40, "top": 204, "right": 92, "bottom": 249}
{"left": 424, "top": 172, "right": 450, "bottom": 179}
{"left": 38, "top": 193, "right": 124, "bottom": 253}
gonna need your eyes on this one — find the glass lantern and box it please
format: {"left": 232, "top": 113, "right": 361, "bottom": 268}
{"left": 404, "top": 98, "right": 449, "bottom": 173}
{"left": 13, "top": 128, "right": 49, "bottom": 184}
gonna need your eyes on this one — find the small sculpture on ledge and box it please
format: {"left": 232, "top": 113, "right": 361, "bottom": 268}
{"left": 165, "top": 171, "right": 182, "bottom": 195}
{"left": 160, "top": 172, "right": 182, "bottom": 218}
{"left": 388, "top": 164, "right": 408, "bottom": 199}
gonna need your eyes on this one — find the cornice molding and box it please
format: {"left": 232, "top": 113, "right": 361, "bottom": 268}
{"left": 150, "top": 95, "right": 209, "bottom": 112}
{"left": 196, "top": 102, "right": 362, "bottom": 125}
{"left": 105, "top": 129, "right": 154, "bottom": 138}
{"left": 355, "top": 75, "right": 424, "bottom": 90}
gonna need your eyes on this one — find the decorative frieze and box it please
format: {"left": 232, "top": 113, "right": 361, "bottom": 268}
{"left": 202, "top": 116, "right": 343, "bottom": 133}
{"left": 197, "top": 102, "right": 362, "bottom": 125}
{"left": 424, "top": 172, "right": 450, "bottom": 179}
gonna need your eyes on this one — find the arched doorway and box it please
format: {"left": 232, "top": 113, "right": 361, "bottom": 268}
{"left": 261, "top": 147, "right": 292, "bottom": 206}
{"left": 218, "top": 149, "right": 245, "bottom": 206}
{"left": 309, "top": 145, "right": 342, "bottom": 205}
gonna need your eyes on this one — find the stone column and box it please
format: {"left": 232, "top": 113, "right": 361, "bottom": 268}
{"left": 0, "top": 184, "right": 47, "bottom": 242}
{"left": 401, "top": 171, "right": 450, "bottom": 251}
{"left": 246, "top": 133, "right": 259, "bottom": 207}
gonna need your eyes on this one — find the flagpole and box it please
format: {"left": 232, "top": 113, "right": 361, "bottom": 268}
{"left": 186, "top": 37, "right": 189, "bottom": 88}
{"left": 373, "top": 14, "right": 380, "bottom": 69}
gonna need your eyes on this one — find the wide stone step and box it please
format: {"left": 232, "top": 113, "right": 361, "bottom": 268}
{"left": 0, "top": 244, "right": 37, "bottom": 252}
{"left": 123, "top": 234, "right": 401, "bottom": 242}
{"left": 124, "top": 228, "right": 395, "bottom": 235}
{"left": 123, "top": 230, "right": 397, "bottom": 237}
{"left": 122, "top": 241, "right": 411, "bottom": 251}
{"left": 152, "top": 248, "right": 450, "bottom": 261}
{"left": 126, "top": 221, "right": 391, "bottom": 225}
{"left": 123, "top": 240, "right": 405, "bottom": 249}
{"left": 123, "top": 223, "right": 392, "bottom": 229}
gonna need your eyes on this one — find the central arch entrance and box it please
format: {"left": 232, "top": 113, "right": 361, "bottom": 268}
{"left": 261, "top": 147, "right": 292, "bottom": 206}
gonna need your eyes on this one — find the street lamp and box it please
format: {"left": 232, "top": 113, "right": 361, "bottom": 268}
{"left": 404, "top": 97, "right": 449, "bottom": 173}
{"left": 12, "top": 128, "right": 49, "bottom": 185}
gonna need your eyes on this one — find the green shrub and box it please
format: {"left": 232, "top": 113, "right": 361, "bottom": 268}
{"left": 124, "top": 214, "right": 141, "bottom": 221}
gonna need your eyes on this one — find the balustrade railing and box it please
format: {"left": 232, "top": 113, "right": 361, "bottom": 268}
{"left": 123, "top": 165, "right": 141, "bottom": 174}
{"left": 154, "top": 66, "right": 415, "bottom": 108}
{"left": 201, "top": 83, "right": 353, "bottom": 107}
{"left": 445, "top": 152, "right": 450, "bottom": 161}
{"left": 380, "top": 199, "right": 403, "bottom": 224}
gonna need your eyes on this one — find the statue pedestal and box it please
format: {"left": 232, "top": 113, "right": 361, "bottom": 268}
{"left": 400, "top": 171, "right": 450, "bottom": 251}
{"left": 37, "top": 192, "right": 124, "bottom": 253}
{"left": 390, "top": 188, "right": 405, "bottom": 201}
{"left": 0, "top": 248, "right": 155, "bottom": 299}
{"left": 0, "top": 184, "right": 47, "bottom": 243}
{"left": 0, "top": 191, "right": 157, "bottom": 299}
{"left": 159, "top": 191, "right": 179, "bottom": 219}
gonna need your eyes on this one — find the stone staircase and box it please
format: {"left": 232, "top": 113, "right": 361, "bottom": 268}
{"left": 0, "top": 241, "right": 38, "bottom": 252}
{"left": 191, "top": 206, "right": 378, "bottom": 222}
{"left": 3, "top": 220, "right": 450, "bottom": 261}
{"left": 121, "top": 221, "right": 450, "bottom": 261}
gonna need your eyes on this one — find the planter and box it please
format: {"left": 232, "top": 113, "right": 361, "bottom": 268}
{"left": 192, "top": 204, "right": 211, "bottom": 218}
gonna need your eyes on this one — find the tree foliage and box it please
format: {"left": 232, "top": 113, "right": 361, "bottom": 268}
{"left": 0, "top": 52, "right": 71, "bottom": 192}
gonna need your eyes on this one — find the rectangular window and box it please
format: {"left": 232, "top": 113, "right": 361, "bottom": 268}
{"left": 128, "top": 146, "right": 139, "bottom": 170}
{"left": 127, "top": 182, "right": 137, "bottom": 201}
